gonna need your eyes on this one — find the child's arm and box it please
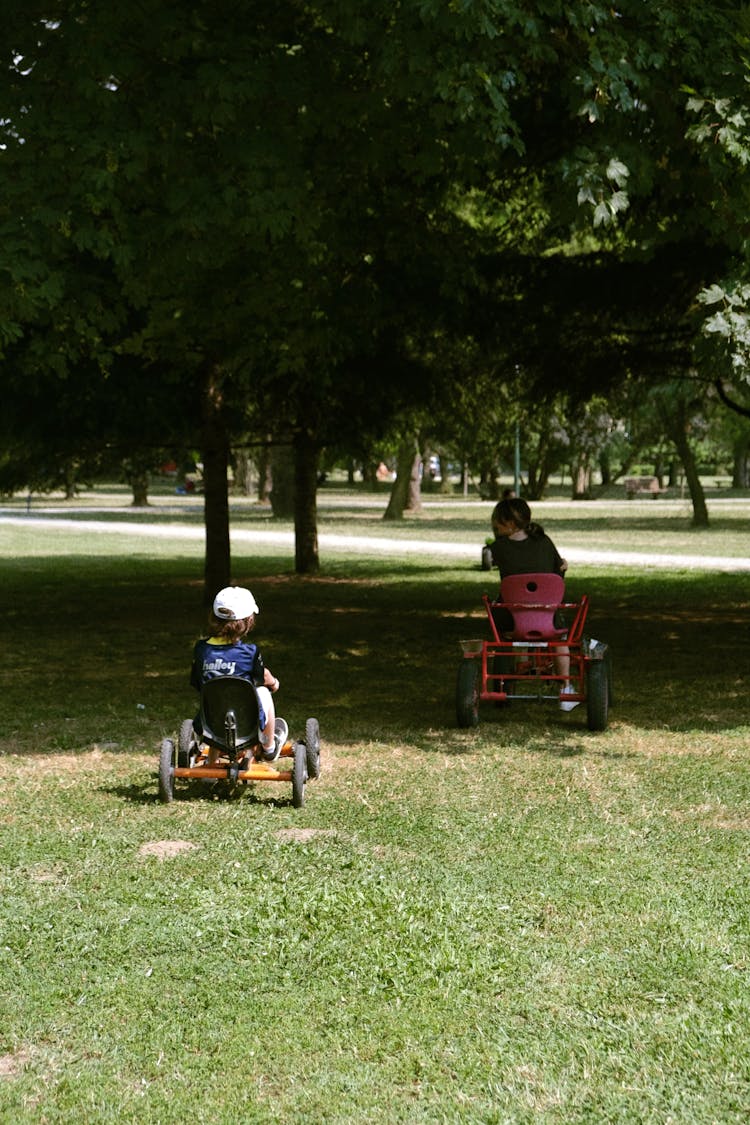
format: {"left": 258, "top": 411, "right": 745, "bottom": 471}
{"left": 262, "top": 667, "right": 280, "bottom": 692}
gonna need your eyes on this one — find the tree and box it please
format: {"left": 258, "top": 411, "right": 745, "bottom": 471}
{"left": 3, "top": 1, "right": 749, "bottom": 592}
{"left": 383, "top": 434, "right": 423, "bottom": 521}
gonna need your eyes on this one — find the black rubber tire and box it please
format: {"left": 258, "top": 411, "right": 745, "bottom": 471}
{"left": 178, "top": 718, "right": 197, "bottom": 767}
{"left": 604, "top": 649, "right": 615, "bottom": 707}
{"left": 158, "top": 738, "right": 175, "bottom": 803}
{"left": 456, "top": 659, "right": 480, "bottom": 728}
{"left": 305, "top": 718, "right": 321, "bottom": 780}
{"left": 586, "top": 661, "right": 609, "bottom": 732}
{"left": 480, "top": 545, "right": 493, "bottom": 571}
{"left": 292, "top": 742, "right": 307, "bottom": 808}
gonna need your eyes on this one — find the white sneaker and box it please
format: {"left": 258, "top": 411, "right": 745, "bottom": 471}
{"left": 258, "top": 718, "right": 288, "bottom": 762}
{"left": 274, "top": 717, "right": 289, "bottom": 756}
{"left": 559, "top": 685, "right": 580, "bottom": 712}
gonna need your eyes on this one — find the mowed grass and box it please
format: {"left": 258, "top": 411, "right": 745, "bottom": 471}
{"left": 5, "top": 478, "right": 750, "bottom": 560}
{"left": 0, "top": 506, "right": 749, "bottom": 1123}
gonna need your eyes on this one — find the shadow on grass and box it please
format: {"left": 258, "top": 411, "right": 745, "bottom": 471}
{"left": 2, "top": 554, "right": 748, "bottom": 752}
{"left": 524, "top": 738, "right": 585, "bottom": 757}
{"left": 102, "top": 777, "right": 299, "bottom": 807}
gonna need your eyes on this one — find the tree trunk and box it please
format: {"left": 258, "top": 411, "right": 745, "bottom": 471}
{"left": 256, "top": 439, "right": 272, "bottom": 503}
{"left": 733, "top": 435, "right": 750, "bottom": 488}
{"left": 232, "top": 449, "right": 253, "bottom": 495}
{"left": 525, "top": 452, "right": 551, "bottom": 500}
{"left": 362, "top": 461, "right": 378, "bottom": 489}
{"left": 383, "top": 436, "right": 421, "bottom": 520}
{"left": 63, "top": 461, "right": 78, "bottom": 499}
{"left": 202, "top": 362, "right": 231, "bottom": 603}
{"left": 479, "top": 464, "right": 500, "bottom": 500}
{"left": 270, "top": 443, "right": 295, "bottom": 517}
{"left": 122, "top": 456, "right": 150, "bottom": 506}
{"left": 667, "top": 402, "right": 709, "bottom": 527}
{"left": 294, "top": 430, "right": 320, "bottom": 574}
{"left": 434, "top": 448, "right": 453, "bottom": 494}
{"left": 571, "top": 458, "right": 591, "bottom": 499}
{"left": 130, "top": 470, "right": 150, "bottom": 507}
{"left": 599, "top": 450, "right": 611, "bottom": 487}
{"left": 405, "top": 450, "right": 422, "bottom": 512}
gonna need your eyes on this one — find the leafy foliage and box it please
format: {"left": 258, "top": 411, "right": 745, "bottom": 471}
{"left": 2, "top": 1, "right": 749, "bottom": 550}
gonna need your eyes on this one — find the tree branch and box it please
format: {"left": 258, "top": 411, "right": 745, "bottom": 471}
{"left": 715, "top": 377, "right": 750, "bottom": 418}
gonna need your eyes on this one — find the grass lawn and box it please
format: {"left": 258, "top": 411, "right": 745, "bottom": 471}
{"left": 0, "top": 498, "right": 749, "bottom": 1123}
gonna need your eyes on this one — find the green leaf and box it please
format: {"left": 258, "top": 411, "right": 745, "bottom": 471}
{"left": 605, "top": 158, "right": 629, "bottom": 186}
{"left": 699, "top": 284, "right": 727, "bottom": 306}
{"left": 593, "top": 201, "right": 611, "bottom": 227}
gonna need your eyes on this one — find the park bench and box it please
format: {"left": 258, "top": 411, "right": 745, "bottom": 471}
{"left": 623, "top": 476, "right": 664, "bottom": 499}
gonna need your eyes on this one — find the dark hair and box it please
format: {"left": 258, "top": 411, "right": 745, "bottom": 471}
{"left": 491, "top": 497, "right": 545, "bottom": 539}
{"left": 209, "top": 614, "right": 255, "bottom": 642}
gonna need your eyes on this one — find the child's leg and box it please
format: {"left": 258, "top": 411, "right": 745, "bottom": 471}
{"left": 256, "top": 686, "right": 276, "bottom": 750}
{"left": 556, "top": 645, "right": 580, "bottom": 710}
{"left": 555, "top": 646, "right": 570, "bottom": 681}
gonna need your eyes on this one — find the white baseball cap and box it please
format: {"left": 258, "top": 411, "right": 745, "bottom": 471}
{"left": 213, "top": 586, "right": 260, "bottom": 621}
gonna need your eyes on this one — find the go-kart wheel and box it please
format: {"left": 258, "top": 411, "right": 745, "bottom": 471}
{"left": 456, "top": 659, "right": 480, "bottom": 728}
{"left": 305, "top": 718, "right": 321, "bottom": 780}
{"left": 158, "top": 738, "right": 176, "bottom": 803}
{"left": 178, "top": 718, "right": 197, "bottom": 767}
{"left": 481, "top": 545, "right": 493, "bottom": 571}
{"left": 292, "top": 742, "right": 307, "bottom": 808}
{"left": 586, "top": 661, "right": 609, "bottom": 732}
{"left": 604, "top": 649, "right": 615, "bottom": 707}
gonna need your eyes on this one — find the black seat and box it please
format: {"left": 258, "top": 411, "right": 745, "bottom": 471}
{"left": 199, "top": 676, "right": 261, "bottom": 755}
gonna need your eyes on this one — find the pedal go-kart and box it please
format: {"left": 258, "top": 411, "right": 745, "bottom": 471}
{"left": 158, "top": 676, "right": 321, "bottom": 807}
{"left": 456, "top": 573, "right": 611, "bottom": 731}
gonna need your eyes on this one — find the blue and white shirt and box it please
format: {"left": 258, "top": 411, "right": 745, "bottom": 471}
{"left": 190, "top": 637, "right": 265, "bottom": 690}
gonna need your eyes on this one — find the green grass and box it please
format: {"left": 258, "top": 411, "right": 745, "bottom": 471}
{"left": 1, "top": 499, "right": 749, "bottom": 1122}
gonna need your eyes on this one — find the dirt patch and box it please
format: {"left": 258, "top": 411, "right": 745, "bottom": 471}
{"left": 0, "top": 1051, "right": 29, "bottom": 1079}
{"left": 138, "top": 840, "right": 198, "bottom": 860}
{"left": 275, "top": 828, "right": 337, "bottom": 843}
{"left": 668, "top": 805, "right": 750, "bottom": 831}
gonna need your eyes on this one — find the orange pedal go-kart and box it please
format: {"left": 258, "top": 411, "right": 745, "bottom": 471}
{"left": 159, "top": 676, "right": 320, "bottom": 807}
{"left": 456, "top": 573, "right": 611, "bottom": 731}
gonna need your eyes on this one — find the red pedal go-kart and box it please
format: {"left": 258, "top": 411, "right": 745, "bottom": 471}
{"left": 456, "top": 573, "right": 611, "bottom": 731}
{"left": 159, "top": 676, "right": 321, "bottom": 807}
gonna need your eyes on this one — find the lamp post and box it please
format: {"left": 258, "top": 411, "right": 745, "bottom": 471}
{"left": 514, "top": 421, "right": 521, "bottom": 497}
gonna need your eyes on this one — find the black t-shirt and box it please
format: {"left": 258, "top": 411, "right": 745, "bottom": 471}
{"left": 490, "top": 533, "right": 565, "bottom": 579}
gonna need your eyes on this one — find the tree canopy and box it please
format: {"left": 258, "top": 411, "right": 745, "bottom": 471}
{"left": 3, "top": 2, "right": 749, "bottom": 579}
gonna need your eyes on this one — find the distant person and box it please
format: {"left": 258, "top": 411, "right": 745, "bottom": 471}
{"left": 190, "top": 586, "right": 288, "bottom": 760}
{"left": 489, "top": 497, "right": 577, "bottom": 710}
{"left": 501, "top": 486, "right": 516, "bottom": 499}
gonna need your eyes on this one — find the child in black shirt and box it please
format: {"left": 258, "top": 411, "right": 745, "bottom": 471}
{"left": 489, "top": 498, "right": 577, "bottom": 711}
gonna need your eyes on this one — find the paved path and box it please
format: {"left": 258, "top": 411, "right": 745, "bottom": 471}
{"left": 2, "top": 513, "right": 749, "bottom": 571}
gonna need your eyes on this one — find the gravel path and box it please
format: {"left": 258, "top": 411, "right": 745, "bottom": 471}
{"left": 2, "top": 513, "right": 749, "bottom": 571}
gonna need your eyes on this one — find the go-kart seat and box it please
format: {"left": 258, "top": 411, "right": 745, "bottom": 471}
{"left": 199, "top": 676, "right": 261, "bottom": 754}
{"left": 499, "top": 573, "right": 568, "bottom": 641}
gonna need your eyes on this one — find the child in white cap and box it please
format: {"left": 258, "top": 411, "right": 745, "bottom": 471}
{"left": 190, "top": 586, "right": 288, "bottom": 761}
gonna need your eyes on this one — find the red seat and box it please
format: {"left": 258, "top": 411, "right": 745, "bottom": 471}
{"left": 498, "top": 573, "right": 567, "bottom": 641}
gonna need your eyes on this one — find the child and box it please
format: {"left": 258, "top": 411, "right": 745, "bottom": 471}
{"left": 190, "top": 586, "right": 288, "bottom": 761}
{"left": 489, "top": 497, "right": 578, "bottom": 711}
{"left": 490, "top": 496, "right": 567, "bottom": 578}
